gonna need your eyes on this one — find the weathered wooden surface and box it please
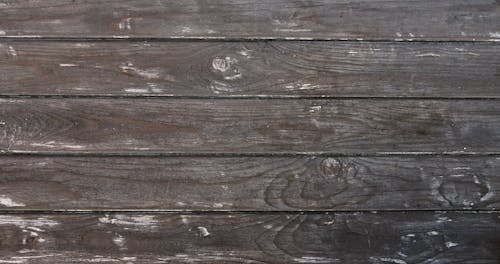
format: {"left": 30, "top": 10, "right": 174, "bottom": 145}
{"left": 0, "top": 212, "right": 498, "bottom": 263}
{"left": 1, "top": 0, "right": 500, "bottom": 41}
{"left": 1, "top": 41, "right": 499, "bottom": 97}
{"left": 0, "top": 98, "right": 499, "bottom": 154}
{"left": 0, "top": 156, "right": 499, "bottom": 211}
{"left": 1, "top": 1, "right": 499, "bottom": 262}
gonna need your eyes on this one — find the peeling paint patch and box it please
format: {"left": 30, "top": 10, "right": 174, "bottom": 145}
{"left": 197, "top": 226, "right": 210, "bottom": 237}
{"left": 124, "top": 88, "right": 149, "bottom": 93}
{"left": 118, "top": 18, "right": 132, "bottom": 30}
{"left": 0, "top": 216, "right": 58, "bottom": 228}
{"left": 99, "top": 214, "right": 159, "bottom": 231}
{"left": 7, "top": 46, "right": 17, "bottom": 57}
{"left": 489, "top": 32, "right": 500, "bottom": 38}
{"left": 120, "top": 62, "right": 161, "bottom": 79}
{"left": 0, "top": 195, "right": 25, "bottom": 207}
{"left": 294, "top": 256, "right": 339, "bottom": 263}
{"left": 445, "top": 241, "right": 459, "bottom": 248}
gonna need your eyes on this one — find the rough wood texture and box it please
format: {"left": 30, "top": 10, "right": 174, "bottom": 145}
{"left": 1, "top": 98, "right": 499, "bottom": 154}
{"left": 0, "top": 212, "right": 498, "bottom": 263}
{"left": 1, "top": 41, "right": 499, "bottom": 97}
{"left": 1, "top": 0, "right": 500, "bottom": 41}
{"left": 0, "top": 156, "right": 499, "bottom": 211}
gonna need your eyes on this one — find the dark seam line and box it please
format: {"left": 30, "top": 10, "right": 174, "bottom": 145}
{"left": 0, "top": 209, "right": 497, "bottom": 215}
{"left": 1, "top": 152, "right": 500, "bottom": 158}
{"left": 0, "top": 36, "right": 499, "bottom": 44}
{"left": 1, "top": 95, "right": 500, "bottom": 100}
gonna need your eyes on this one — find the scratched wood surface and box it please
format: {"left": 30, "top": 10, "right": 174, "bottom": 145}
{"left": 0, "top": 212, "right": 498, "bottom": 263}
{"left": 1, "top": 0, "right": 500, "bottom": 41}
{"left": 1, "top": 41, "right": 499, "bottom": 97}
{"left": 1, "top": 98, "right": 499, "bottom": 154}
{"left": 2, "top": 0, "right": 500, "bottom": 263}
{"left": 0, "top": 156, "right": 498, "bottom": 211}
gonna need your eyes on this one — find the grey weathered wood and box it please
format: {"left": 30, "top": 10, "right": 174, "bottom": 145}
{"left": 1, "top": 0, "right": 500, "bottom": 41}
{"left": 1, "top": 41, "right": 499, "bottom": 97}
{"left": 0, "top": 156, "right": 499, "bottom": 210}
{"left": 0, "top": 212, "right": 498, "bottom": 263}
{"left": 0, "top": 98, "right": 499, "bottom": 154}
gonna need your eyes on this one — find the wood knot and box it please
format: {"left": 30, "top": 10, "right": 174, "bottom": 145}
{"left": 320, "top": 158, "right": 357, "bottom": 181}
{"left": 211, "top": 56, "right": 242, "bottom": 81}
{"left": 435, "top": 168, "right": 491, "bottom": 207}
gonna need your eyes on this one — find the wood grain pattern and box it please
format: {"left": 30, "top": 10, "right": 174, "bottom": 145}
{"left": 0, "top": 212, "right": 498, "bottom": 263}
{"left": 1, "top": 41, "right": 499, "bottom": 97}
{"left": 1, "top": 0, "right": 500, "bottom": 41}
{"left": 0, "top": 156, "right": 499, "bottom": 210}
{"left": 0, "top": 98, "right": 499, "bottom": 154}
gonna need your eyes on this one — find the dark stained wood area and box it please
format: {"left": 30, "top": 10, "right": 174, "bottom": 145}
{"left": 1, "top": 99, "right": 499, "bottom": 154}
{"left": 0, "top": 156, "right": 499, "bottom": 211}
{"left": 1, "top": 41, "right": 499, "bottom": 97}
{"left": 0, "top": 0, "right": 500, "bottom": 41}
{"left": 1, "top": 1, "right": 499, "bottom": 263}
{"left": 0, "top": 212, "right": 498, "bottom": 263}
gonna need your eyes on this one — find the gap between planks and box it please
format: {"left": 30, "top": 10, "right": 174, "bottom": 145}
{"left": 2, "top": 152, "right": 500, "bottom": 157}
{"left": 2, "top": 95, "right": 500, "bottom": 100}
{"left": 0, "top": 210, "right": 498, "bottom": 215}
{"left": 1, "top": 37, "right": 500, "bottom": 43}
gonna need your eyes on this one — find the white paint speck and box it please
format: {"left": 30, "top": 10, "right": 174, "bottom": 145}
{"left": 30, "top": 142, "right": 85, "bottom": 149}
{"left": 323, "top": 219, "right": 335, "bottom": 225}
{"left": 8, "top": 46, "right": 17, "bottom": 56}
{"left": 489, "top": 32, "right": 500, "bottom": 38}
{"left": 445, "top": 241, "right": 459, "bottom": 248}
{"left": 197, "top": 226, "right": 210, "bottom": 237}
{"left": 237, "top": 49, "right": 252, "bottom": 58}
{"left": 0, "top": 216, "right": 58, "bottom": 228}
{"left": 0, "top": 195, "right": 25, "bottom": 207}
{"left": 59, "top": 63, "right": 78, "bottom": 67}
{"left": 378, "top": 257, "right": 407, "bottom": 264}
{"left": 224, "top": 73, "right": 242, "bottom": 80}
{"left": 120, "top": 62, "right": 160, "bottom": 79}
{"left": 210, "top": 80, "right": 234, "bottom": 94}
{"left": 0, "top": 30, "right": 5, "bottom": 35}
{"left": 181, "top": 27, "right": 192, "bottom": 33}
{"left": 112, "top": 233, "right": 126, "bottom": 250}
{"left": 294, "top": 256, "right": 339, "bottom": 263}
{"left": 309, "top": 105, "right": 322, "bottom": 113}
{"left": 427, "top": 231, "right": 439, "bottom": 236}
{"left": 98, "top": 214, "right": 158, "bottom": 231}
{"left": 0, "top": 260, "right": 25, "bottom": 263}
{"left": 118, "top": 18, "right": 132, "bottom": 30}
{"left": 275, "top": 28, "right": 312, "bottom": 32}
{"left": 416, "top": 53, "right": 440, "bottom": 57}
{"left": 124, "top": 88, "right": 149, "bottom": 93}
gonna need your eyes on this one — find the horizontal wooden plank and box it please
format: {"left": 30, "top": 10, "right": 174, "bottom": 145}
{"left": 0, "top": 212, "right": 498, "bottom": 263}
{"left": 0, "top": 99, "right": 499, "bottom": 154}
{"left": 0, "top": 0, "right": 499, "bottom": 41}
{"left": 1, "top": 41, "right": 499, "bottom": 97}
{"left": 0, "top": 156, "right": 499, "bottom": 210}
